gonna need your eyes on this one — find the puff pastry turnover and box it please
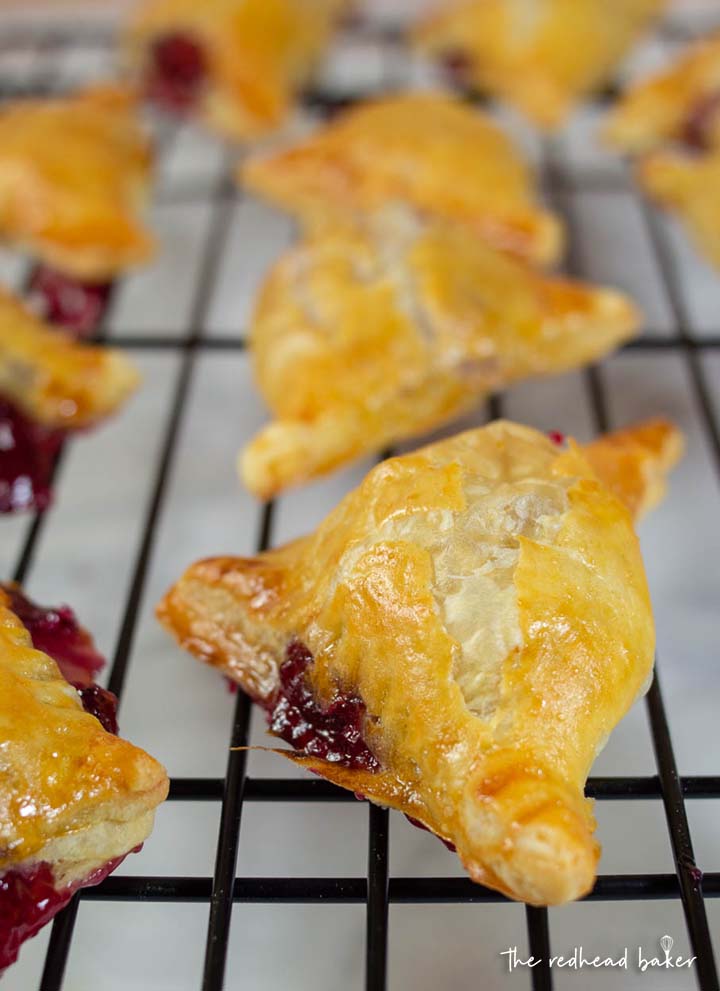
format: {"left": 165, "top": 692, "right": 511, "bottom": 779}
{"left": 242, "top": 92, "right": 563, "bottom": 265}
{"left": 413, "top": 0, "right": 666, "bottom": 129}
{"left": 0, "top": 86, "right": 154, "bottom": 281}
{"left": 125, "top": 0, "right": 345, "bottom": 139}
{"left": 637, "top": 148, "right": 720, "bottom": 268}
{"left": 159, "top": 417, "right": 682, "bottom": 905}
{"left": 0, "top": 585, "right": 168, "bottom": 969}
{"left": 240, "top": 209, "right": 639, "bottom": 500}
{"left": 0, "top": 286, "right": 140, "bottom": 430}
{"left": 606, "top": 32, "right": 720, "bottom": 153}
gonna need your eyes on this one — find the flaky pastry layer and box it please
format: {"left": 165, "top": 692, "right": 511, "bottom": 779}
{"left": 0, "top": 286, "right": 139, "bottom": 429}
{"left": 242, "top": 92, "right": 563, "bottom": 265}
{"left": 0, "top": 86, "right": 154, "bottom": 280}
{"left": 0, "top": 591, "right": 168, "bottom": 884}
{"left": 606, "top": 31, "right": 720, "bottom": 153}
{"left": 240, "top": 208, "right": 639, "bottom": 499}
{"left": 413, "top": 0, "right": 666, "bottom": 129}
{"left": 159, "top": 418, "right": 682, "bottom": 905}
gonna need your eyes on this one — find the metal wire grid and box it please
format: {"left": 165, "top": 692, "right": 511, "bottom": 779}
{"left": 0, "top": 16, "right": 719, "bottom": 991}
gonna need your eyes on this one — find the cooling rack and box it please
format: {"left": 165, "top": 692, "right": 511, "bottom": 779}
{"left": 0, "top": 11, "right": 719, "bottom": 991}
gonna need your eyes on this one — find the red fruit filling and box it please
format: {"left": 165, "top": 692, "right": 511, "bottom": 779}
{"left": 0, "top": 589, "right": 126, "bottom": 970}
{"left": 27, "top": 265, "right": 112, "bottom": 339}
{"left": 682, "top": 91, "right": 720, "bottom": 151}
{"left": 0, "top": 855, "right": 125, "bottom": 972}
{"left": 0, "top": 399, "right": 64, "bottom": 515}
{"left": 0, "top": 266, "right": 112, "bottom": 514}
{"left": 404, "top": 815, "right": 457, "bottom": 853}
{"left": 547, "top": 430, "right": 566, "bottom": 447}
{"left": 267, "top": 640, "right": 380, "bottom": 772}
{"left": 4, "top": 584, "right": 105, "bottom": 686}
{"left": 439, "top": 48, "right": 474, "bottom": 89}
{"left": 145, "top": 33, "right": 208, "bottom": 112}
{"left": 3, "top": 584, "right": 119, "bottom": 733}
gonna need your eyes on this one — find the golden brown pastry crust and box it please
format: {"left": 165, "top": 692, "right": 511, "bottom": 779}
{"left": 0, "top": 86, "right": 154, "bottom": 281}
{"left": 0, "top": 589, "right": 168, "bottom": 887}
{"left": 241, "top": 92, "right": 563, "bottom": 265}
{"left": 125, "top": 0, "right": 345, "bottom": 140}
{"left": 0, "top": 286, "right": 140, "bottom": 429}
{"left": 638, "top": 147, "right": 720, "bottom": 268}
{"left": 583, "top": 416, "right": 683, "bottom": 520}
{"left": 606, "top": 32, "right": 720, "bottom": 153}
{"left": 413, "top": 0, "right": 667, "bottom": 129}
{"left": 240, "top": 209, "right": 639, "bottom": 500}
{"left": 158, "top": 418, "right": 682, "bottom": 905}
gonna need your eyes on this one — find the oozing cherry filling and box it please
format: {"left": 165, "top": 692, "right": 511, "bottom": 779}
{"left": 72, "top": 684, "right": 119, "bottom": 735}
{"left": 0, "top": 399, "right": 64, "bottom": 514}
{"left": 547, "top": 430, "right": 566, "bottom": 446}
{"left": 145, "top": 33, "right": 208, "bottom": 112}
{"left": 5, "top": 584, "right": 104, "bottom": 685}
{"left": 682, "top": 91, "right": 720, "bottom": 151}
{"left": 267, "top": 640, "right": 380, "bottom": 771}
{"left": 0, "top": 265, "right": 112, "bottom": 514}
{"left": 2, "top": 584, "right": 118, "bottom": 732}
{"left": 0, "top": 855, "right": 125, "bottom": 972}
{"left": 28, "top": 265, "right": 112, "bottom": 338}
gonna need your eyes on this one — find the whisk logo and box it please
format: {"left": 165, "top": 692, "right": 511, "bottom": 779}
{"left": 500, "top": 934, "right": 696, "bottom": 974}
{"left": 638, "top": 934, "right": 697, "bottom": 972}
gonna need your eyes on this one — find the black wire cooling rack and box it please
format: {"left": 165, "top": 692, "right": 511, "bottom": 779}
{"left": 1, "top": 14, "right": 720, "bottom": 991}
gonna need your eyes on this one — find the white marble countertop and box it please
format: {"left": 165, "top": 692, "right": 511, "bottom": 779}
{"left": 1, "top": 5, "right": 719, "bottom": 990}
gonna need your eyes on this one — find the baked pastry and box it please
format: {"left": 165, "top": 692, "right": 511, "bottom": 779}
{"left": 158, "top": 417, "right": 682, "bottom": 906}
{"left": 0, "top": 287, "right": 140, "bottom": 431}
{"left": 0, "top": 86, "right": 154, "bottom": 285}
{"left": 413, "top": 0, "right": 666, "bottom": 129}
{"left": 241, "top": 92, "right": 563, "bottom": 265}
{"left": 0, "top": 287, "right": 140, "bottom": 513}
{"left": 125, "top": 0, "right": 346, "bottom": 140}
{"left": 0, "top": 584, "right": 168, "bottom": 970}
{"left": 240, "top": 208, "right": 639, "bottom": 500}
{"left": 637, "top": 148, "right": 720, "bottom": 268}
{"left": 606, "top": 32, "right": 720, "bottom": 153}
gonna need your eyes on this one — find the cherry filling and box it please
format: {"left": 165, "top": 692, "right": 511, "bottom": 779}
{"left": 0, "top": 855, "right": 125, "bottom": 972}
{"left": 0, "top": 399, "right": 64, "bottom": 514}
{"left": 0, "top": 590, "right": 125, "bottom": 970}
{"left": 404, "top": 815, "right": 457, "bottom": 853}
{"left": 439, "top": 48, "right": 474, "bottom": 89}
{"left": 0, "top": 266, "right": 113, "bottom": 515}
{"left": 682, "top": 91, "right": 720, "bottom": 151}
{"left": 27, "top": 265, "right": 112, "bottom": 339}
{"left": 267, "top": 640, "right": 380, "bottom": 772}
{"left": 547, "top": 430, "right": 566, "bottom": 447}
{"left": 145, "top": 33, "right": 208, "bottom": 112}
{"left": 2, "top": 584, "right": 119, "bottom": 733}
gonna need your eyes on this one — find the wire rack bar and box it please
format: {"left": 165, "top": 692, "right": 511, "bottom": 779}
{"left": 646, "top": 673, "right": 719, "bottom": 990}
{"left": 166, "top": 774, "right": 720, "bottom": 803}
{"left": 525, "top": 906, "right": 553, "bottom": 991}
{"left": 366, "top": 805, "right": 390, "bottom": 991}
{"left": 202, "top": 502, "right": 274, "bottom": 991}
{"left": 75, "top": 872, "right": 720, "bottom": 904}
{"left": 639, "top": 201, "right": 720, "bottom": 479}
